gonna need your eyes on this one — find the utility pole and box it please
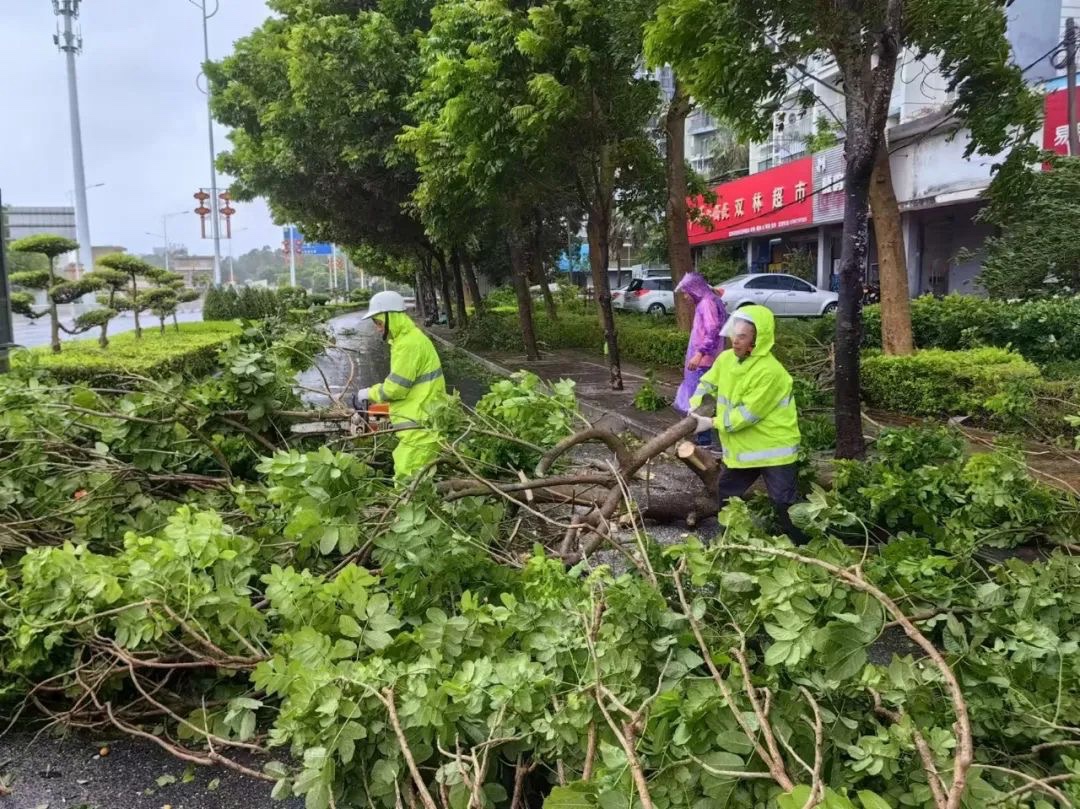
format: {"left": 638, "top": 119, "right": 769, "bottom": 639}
{"left": 53, "top": 0, "right": 93, "bottom": 279}
{"left": 0, "top": 189, "right": 14, "bottom": 374}
{"left": 189, "top": 0, "right": 223, "bottom": 285}
{"left": 1068, "top": 18, "right": 1079, "bottom": 157}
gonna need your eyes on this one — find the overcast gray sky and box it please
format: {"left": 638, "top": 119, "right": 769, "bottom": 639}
{"left": 1, "top": 0, "right": 283, "bottom": 258}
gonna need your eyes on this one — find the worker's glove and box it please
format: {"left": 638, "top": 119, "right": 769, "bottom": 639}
{"left": 693, "top": 414, "right": 715, "bottom": 434}
{"left": 351, "top": 387, "right": 370, "bottom": 411}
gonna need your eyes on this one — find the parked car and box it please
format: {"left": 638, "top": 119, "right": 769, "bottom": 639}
{"left": 611, "top": 285, "right": 630, "bottom": 310}
{"left": 621, "top": 277, "right": 675, "bottom": 315}
{"left": 718, "top": 273, "right": 838, "bottom": 317}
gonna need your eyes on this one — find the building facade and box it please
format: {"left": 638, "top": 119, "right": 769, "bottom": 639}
{"left": 169, "top": 255, "right": 214, "bottom": 289}
{"left": 688, "top": 4, "right": 1068, "bottom": 297}
{"left": 4, "top": 206, "right": 77, "bottom": 243}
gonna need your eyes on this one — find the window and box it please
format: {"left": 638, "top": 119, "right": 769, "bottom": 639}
{"left": 778, "top": 276, "right": 815, "bottom": 292}
{"left": 745, "top": 275, "right": 785, "bottom": 290}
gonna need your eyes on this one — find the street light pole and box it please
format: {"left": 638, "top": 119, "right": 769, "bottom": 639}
{"left": 160, "top": 210, "right": 188, "bottom": 273}
{"left": 53, "top": 0, "right": 94, "bottom": 279}
{"left": 189, "top": 0, "right": 223, "bottom": 285}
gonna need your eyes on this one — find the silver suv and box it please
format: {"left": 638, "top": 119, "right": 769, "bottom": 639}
{"left": 619, "top": 277, "right": 675, "bottom": 316}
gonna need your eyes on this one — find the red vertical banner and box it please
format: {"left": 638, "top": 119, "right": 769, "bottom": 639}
{"left": 1043, "top": 87, "right": 1080, "bottom": 156}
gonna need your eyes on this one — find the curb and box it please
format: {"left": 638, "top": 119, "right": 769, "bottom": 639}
{"left": 423, "top": 327, "right": 669, "bottom": 441}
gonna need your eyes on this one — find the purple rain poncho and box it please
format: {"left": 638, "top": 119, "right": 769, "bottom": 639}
{"left": 674, "top": 272, "right": 728, "bottom": 414}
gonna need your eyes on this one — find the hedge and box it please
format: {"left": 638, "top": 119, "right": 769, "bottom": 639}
{"left": 18, "top": 321, "right": 242, "bottom": 386}
{"left": 860, "top": 347, "right": 1041, "bottom": 422}
{"left": 858, "top": 295, "right": 1080, "bottom": 366}
{"left": 456, "top": 309, "right": 821, "bottom": 372}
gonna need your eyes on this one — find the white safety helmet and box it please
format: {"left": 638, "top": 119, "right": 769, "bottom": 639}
{"left": 362, "top": 290, "right": 407, "bottom": 320}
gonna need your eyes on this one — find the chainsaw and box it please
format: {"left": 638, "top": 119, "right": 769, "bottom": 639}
{"left": 350, "top": 398, "right": 393, "bottom": 435}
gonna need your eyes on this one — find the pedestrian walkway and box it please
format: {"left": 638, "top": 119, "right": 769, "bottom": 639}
{"left": 424, "top": 325, "right": 688, "bottom": 439}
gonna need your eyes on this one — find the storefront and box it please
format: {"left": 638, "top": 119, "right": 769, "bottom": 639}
{"left": 689, "top": 128, "right": 1002, "bottom": 297}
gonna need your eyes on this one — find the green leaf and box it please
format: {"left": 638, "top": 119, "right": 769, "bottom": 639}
{"left": 778, "top": 786, "right": 813, "bottom": 809}
{"left": 858, "top": 791, "right": 892, "bottom": 809}
{"left": 156, "top": 774, "right": 177, "bottom": 787}
{"left": 764, "top": 640, "right": 791, "bottom": 666}
{"left": 543, "top": 783, "right": 597, "bottom": 809}
{"left": 339, "top": 615, "right": 363, "bottom": 638}
{"left": 264, "top": 761, "right": 289, "bottom": 779}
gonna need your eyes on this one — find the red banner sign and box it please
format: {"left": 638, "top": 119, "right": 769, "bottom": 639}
{"left": 1043, "top": 87, "right": 1080, "bottom": 156}
{"left": 688, "top": 156, "right": 814, "bottom": 246}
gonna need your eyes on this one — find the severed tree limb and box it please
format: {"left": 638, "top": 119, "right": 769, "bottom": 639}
{"left": 671, "top": 562, "right": 795, "bottom": 791}
{"left": 716, "top": 545, "right": 973, "bottom": 809}
{"left": 377, "top": 687, "right": 440, "bottom": 809}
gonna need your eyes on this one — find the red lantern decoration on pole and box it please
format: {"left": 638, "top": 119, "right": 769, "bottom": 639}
{"left": 219, "top": 190, "right": 236, "bottom": 239}
{"left": 194, "top": 190, "right": 211, "bottom": 239}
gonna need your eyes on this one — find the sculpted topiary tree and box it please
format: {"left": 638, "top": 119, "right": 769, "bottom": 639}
{"left": 10, "top": 234, "right": 80, "bottom": 353}
{"left": 84, "top": 267, "right": 130, "bottom": 348}
{"left": 97, "top": 253, "right": 156, "bottom": 339}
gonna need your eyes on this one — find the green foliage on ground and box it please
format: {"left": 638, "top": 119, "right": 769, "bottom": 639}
{"left": 16, "top": 322, "right": 243, "bottom": 385}
{"left": 2, "top": 368, "right": 1079, "bottom": 809}
{"left": 633, "top": 371, "right": 672, "bottom": 412}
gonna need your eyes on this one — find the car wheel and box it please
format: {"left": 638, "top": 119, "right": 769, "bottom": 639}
{"left": 822, "top": 302, "right": 838, "bottom": 316}
{"left": 647, "top": 302, "right": 667, "bottom": 316}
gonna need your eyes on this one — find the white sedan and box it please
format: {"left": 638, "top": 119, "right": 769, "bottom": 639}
{"left": 718, "top": 273, "right": 838, "bottom": 317}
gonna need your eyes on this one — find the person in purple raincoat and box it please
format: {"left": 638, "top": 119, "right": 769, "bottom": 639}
{"left": 674, "top": 272, "right": 728, "bottom": 445}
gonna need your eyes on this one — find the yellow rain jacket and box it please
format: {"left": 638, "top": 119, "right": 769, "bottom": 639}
{"left": 367, "top": 311, "right": 447, "bottom": 479}
{"left": 690, "top": 304, "right": 800, "bottom": 469}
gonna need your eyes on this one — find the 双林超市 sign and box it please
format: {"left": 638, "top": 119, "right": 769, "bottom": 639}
{"left": 688, "top": 157, "right": 814, "bottom": 246}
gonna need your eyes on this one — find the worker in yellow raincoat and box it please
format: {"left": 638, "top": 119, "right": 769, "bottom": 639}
{"left": 352, "top": 291, "right": 447, "bottom": 480}
{"left": 689, "top": 304, "right": 805, "bottom": 543}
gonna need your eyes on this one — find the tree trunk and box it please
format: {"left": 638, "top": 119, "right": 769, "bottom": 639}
{"left": 131, "top": 275, "right": 142, "bottom": 339}
{"left": 173, "top": 311, "right": 181, "bottom": 332}
{"left": 587, "top": 199, "right": 623, "bottom": 391}
{"left": 531, "top": 245, "right": 558, "bottom": 321}
{"left": 462, "top": 253, "right": 484, "bottom": 314}
{"left": 665, "top": 77, "right": 694, "bottom": 333}
{"left": 831, "top": 16, "right": 901, "bottom": 460}
{"left": 48, "top": 257, "right": 61, "bottom": 354}
{"left": 869, "top": 143, "right": 914, "bottom": 355}
{"left": 450, "top": 248, "right": 469, "bottom": 327}
{"left": 419, "top": 257, "right": 439, "bottom": 324}
{"left": 159, "top": 316, "right": 166, "bottom": 335}
{"left": 414, "top": 271, "right": 427, "bottom": 320}
{"left": 98, "top": 321, "right": 109, "bottom": 349}
{"left": 508, "top": 237, "right": 541, "bottom": 361}
{"left": 435, "top": 252, "right": 456, "bottom": 329}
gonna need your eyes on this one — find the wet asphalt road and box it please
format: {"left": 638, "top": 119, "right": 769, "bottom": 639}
{"left": 299, "top": 311, "right": 489, "bottom": 408}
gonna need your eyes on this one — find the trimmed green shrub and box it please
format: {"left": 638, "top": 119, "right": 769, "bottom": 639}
{"left": 204, "top": 286, "right": 322, "bottom": 321}
{"left": 18, "top": 322, "right": 242, "bottom": 386}
{"left": 860, "top": 347, "right": 1040, "bottom": 422}
{"left": 859, "top": 295, "right": 1080, "bottom": 366}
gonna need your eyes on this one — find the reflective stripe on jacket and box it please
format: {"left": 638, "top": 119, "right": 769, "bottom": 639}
{"left": 690, "top": 304, "right": 800, "bottom": 469}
